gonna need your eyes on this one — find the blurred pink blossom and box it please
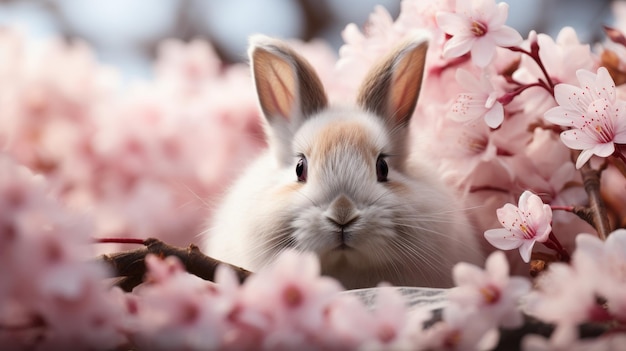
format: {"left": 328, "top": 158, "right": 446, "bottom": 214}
{"left": 523, "top": 331, "right": 626, "bottom": 351}
{"left": 421, "top": 303, "right": 500, "bottom": 351}
{"left": 449, "top": 251, "right": 530, "bottom": 328}
{"left": 522, "top": 231, "right": 626, "bottom": 330}
{"left": 436, "top": 0, "right": 522, "bottom": 67}
{"left": 574, "top": 230, "right": 626, "bottom": 319}
{"left": 484, "top": 190, "right": 553, "bottom": 262}
{"left": 1, "top": 1, "right": 626, "bottom": 349}
{"left": 0, "top": 154, "right": 128, "bottom": 350}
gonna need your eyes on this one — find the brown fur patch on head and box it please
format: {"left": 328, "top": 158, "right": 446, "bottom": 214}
{"left": 273, "top": 182, "right": 305, "bottom": 198}
{"left": 309, "top": 120, "right": 378, "bottom": 166}
{"left": 386, "top": 180, "right": 409, "bottom": 194}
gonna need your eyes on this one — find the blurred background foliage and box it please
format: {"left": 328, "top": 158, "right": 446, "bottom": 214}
{"left": 0, "top": 0, "right": 614, "bottom": 80}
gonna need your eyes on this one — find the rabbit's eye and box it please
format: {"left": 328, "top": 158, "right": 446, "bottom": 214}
{"left": 376, "top": 156, "right": 388, "bottom": 182}
{"left": 296, "top": 156, "right": 308, "bottom": 182}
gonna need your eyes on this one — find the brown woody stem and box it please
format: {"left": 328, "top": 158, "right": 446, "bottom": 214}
{"left": 98, "top": 238, "right": 252, "bottom": 292}
{"left": 580, "top": 163, "right": 610, "bottom": 240}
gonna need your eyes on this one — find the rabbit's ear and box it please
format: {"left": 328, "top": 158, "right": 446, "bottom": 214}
{"left": 357, "top": 38, "right": 428, "bottom": 130}
{"left": 249, "top": 35, "right": 327, "bottom": 164}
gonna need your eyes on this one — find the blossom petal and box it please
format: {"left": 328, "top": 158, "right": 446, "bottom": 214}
{"left": 576, "top": 69, "right": 600, "bottom": 93}
{"left": 496, "top": 203, "right": 523, "bottom": 230}
{"left": 560, "top": 129, "right": 597, "bottom": 150}
{"left": 455, "top": 68, "right": 483, "bottom": 92}
{"left": 575, "top": 148, "right": 595, "bottom": 169}
{"left": 518, "top": 240, "right": 536, "bottom": 263}
{"left": 484, "top": 102, "right": 504, "bottom": 128}
{"left": 485, "top": 251, "right": 509, "bottom": 281}
{"left": 576, "top": 68, "right": 616, "bottom": 103}
{"left": 593, "top": 67, "right": 617, "bottom": 102}
{"left": 436, "top": 12, "right": 469, "bottom": 34}
{"left": 484, "top": 228, "right": 523, "bottom": 250}
{"left": 544, "top": 105, "right": 577, "bottom": 127}
{"left": 488, "top": 2, "right": 509, "bottom": 28}
{"left": 575, "top": 233, "right": 605, "bottom": 258}
{"left": 453, "top": 261, "right": 488, "bottom": 286}
{"left": 551, "top": 83, "right": 590, "bottom": 118}
{"left": 449, "top": 93, "right": 488, "bottom": 122}
{"left": 490, "top": 26, "right": 523, "bottom": 47}
{"left": 605, "top": 229, "right": 626, "bottom": 259}
{"left": 443, "top": 34, "right": 475, "bottom": 59}
{"left": 614, "top": 107, "right": 626, "bottom": 143}
{"left": 471, "top": 37, "right": 496, "bottom": 67}
{"left": 499, "top": 305, "right": 525, "bottom": 328}
{"left": 593, "top": 142, "right": 617, "bottom": 157}
{"left": 516, "top": 190, "right": 532, "bottom": 211}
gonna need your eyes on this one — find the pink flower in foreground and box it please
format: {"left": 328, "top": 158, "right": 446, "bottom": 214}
{"left": 484, "top": 190, "right": 552, "bottom": 262}
{"left": 449, "top": 251, "right": 531, "bottom": 329}
{"left": 436, "top": 0, "right": 523, "bottom": 67}
{"left": 544, "top": 67, "right": 626, "bottom": 168}
{"left": 240, "top": 250, "right": 344, "bottom": 348}
{"left": 522, "top": 232, "right": 626, "bottom": 328}
{"left": 423, "top": 251, "right": 530, "bottom": 350}
{"left": 574, "top": 229, "right": 626, "bottom": 319}
{"left": 449, "top": 68, "right": 505, "bottom": 128}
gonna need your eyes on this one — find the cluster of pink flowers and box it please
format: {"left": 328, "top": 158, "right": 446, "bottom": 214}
{"left": 335, "top": 0, "right": 626, "bottom": 272}
{"left": 2, "top": 0, "right": 626, "bottom": 349}
{"left": 0, "top": 29, "right": 267, "bottom": 251}
{"left": 0, "top": 155, "right": 128, "bottom": 350}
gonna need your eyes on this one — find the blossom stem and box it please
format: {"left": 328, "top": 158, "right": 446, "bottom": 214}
{"left": 541, "top": 232, "right": 571, "bottom": 262}
{"left": 497, "top": 81, "right": 547, "bottom": 105}
{"left": 506, "top": 45, "right": 555, "bottom": 95}
{"left": 94, "top": 237, "right": 146, "bottom": 245}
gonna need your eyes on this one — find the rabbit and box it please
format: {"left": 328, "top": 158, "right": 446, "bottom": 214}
{"left": 203, "top": 34, "right": 484, "bottom": 290}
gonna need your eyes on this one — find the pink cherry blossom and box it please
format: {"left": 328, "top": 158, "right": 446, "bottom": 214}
{"left": 523, "top": 231, "right": 626, "bottom": 328}
{"left": 449, "top": 68, "right": 505, "bottom": 128}
{"left": 421, "top": 304, "right": 500, "bottom": 351}
{"left": 3, "top": 3, "right": 626, "bottom": 349}
{"left": 0, "top": 155, "right": 129, "bottom": 350}
{"left": 523, "top": 331, "right": 626, "bottom": 351}
{"left": 436, "top": 0, "right": 523, "bottom": 67}
{"left": 484, "top": 190, "right": 553, "bottom": 262}
{"left": 574, "top": 229, "right": 626, "bottom": 320}
{"left": 448, "top": 251, "right": 531, "bottom": 328}
{"left": 523, "top": 261, "right": 597, "bottom": 328}
{"left": 512, "top": 28, "right": 595, "bottom": 116}
{"left": 238, "top": 250, "right": 344, "bottom": 348}
{"left": 420, "top": 251, "right": 530, "bottom": 350}
{"left": 544, "top": 67, "right": 626, "bottom": 168}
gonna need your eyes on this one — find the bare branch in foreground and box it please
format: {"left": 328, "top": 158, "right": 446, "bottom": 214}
{"left": 98, "top": 238, "right": 252, "bottom": 292}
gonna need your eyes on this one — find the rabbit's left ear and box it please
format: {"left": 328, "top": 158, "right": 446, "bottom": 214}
{"left": 357, "top": 38, "right": 428, "bottom": 130}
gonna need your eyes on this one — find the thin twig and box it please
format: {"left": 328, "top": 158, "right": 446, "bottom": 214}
{"left": 98, "top": 238, "right": 252, "bottom": 292}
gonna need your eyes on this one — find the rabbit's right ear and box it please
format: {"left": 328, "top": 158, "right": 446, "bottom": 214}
{"left": 249, "top": 35, "right": 328, "bottom": 164}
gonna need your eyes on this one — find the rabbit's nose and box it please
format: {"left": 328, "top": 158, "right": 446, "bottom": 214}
{"left": 326, "top": 194, "right": 360, "bottom": 228}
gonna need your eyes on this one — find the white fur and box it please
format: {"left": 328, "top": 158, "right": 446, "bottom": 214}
{"left": 203, "top": 37, "right": 484, "bottom": 289}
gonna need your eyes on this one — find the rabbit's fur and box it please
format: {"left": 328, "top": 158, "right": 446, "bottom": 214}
{"left": 204, "top": 35, "right": 484, "bottom": 289}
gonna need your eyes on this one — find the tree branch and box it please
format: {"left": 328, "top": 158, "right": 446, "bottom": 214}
{"left": 98, "top": 238, "right": 252, "bottom": 292}
{"left": 580, "top": 163, "right": 611, "bottom": 240}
